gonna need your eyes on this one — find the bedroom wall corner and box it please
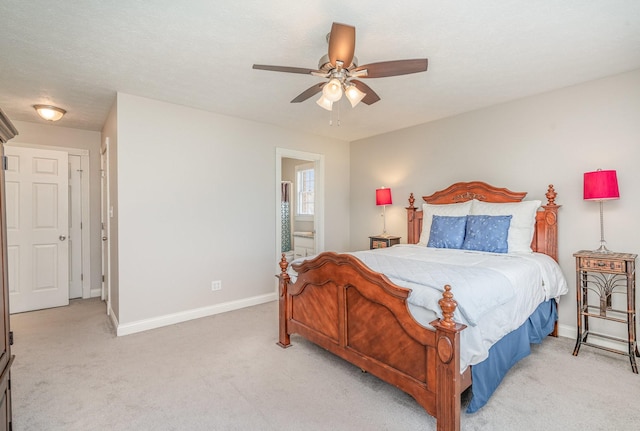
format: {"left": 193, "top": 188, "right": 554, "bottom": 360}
{"left": 102, "top": 97, "right": 119, "bottom": 321}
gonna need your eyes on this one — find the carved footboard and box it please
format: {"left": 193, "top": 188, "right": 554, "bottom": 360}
{"left": 277, "top": 252, "right": 469, "bottom": 431}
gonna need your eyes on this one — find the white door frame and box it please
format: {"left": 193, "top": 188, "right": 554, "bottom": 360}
{"left": 5, "top": 142, "right": 92, "bottom": 299}
{"left": 68, "top": 154, "right": 83, "bottom": 299}
{"left": 275, "top": 148, "right": 325, "bottom": 272}
{"left": 100, "top": 138, "right": 111, "bottom": 315}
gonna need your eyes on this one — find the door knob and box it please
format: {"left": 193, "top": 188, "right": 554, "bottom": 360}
{"left": 102, "top": 236, "right": 108, "bottom": 241}
{"left": 59, "top": 235, "right": 66, "bottom": 241}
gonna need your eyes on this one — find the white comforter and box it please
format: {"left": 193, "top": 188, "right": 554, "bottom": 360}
{"left": 350, "top": 245, "right": 568, "bottom": 370}
{"left": 289, "top": 245, "right": 568, "bottom": 371}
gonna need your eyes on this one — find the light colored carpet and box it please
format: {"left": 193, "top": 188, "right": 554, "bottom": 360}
{"left": 9, "top": 298, "right": 640, "bottom": 430}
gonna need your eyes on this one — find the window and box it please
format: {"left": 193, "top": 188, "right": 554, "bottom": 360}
{"left": 296, "top": 163, "right": 314, "bottom": 218}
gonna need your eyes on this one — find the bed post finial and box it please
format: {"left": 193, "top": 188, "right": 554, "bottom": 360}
{"left": 279, "top": 253, "right": 290, "bottom": 280}
{"left": 408, "top": 192, "right": 416, "bottom": 209}
{"left": 438, "top": 285, "right": 458, "bottom": 330}
{"left": 407, "top": 193, "right": 419, "bottom": 244}
{"left": 545, "top": 184, "right": 557, "bottom": 206}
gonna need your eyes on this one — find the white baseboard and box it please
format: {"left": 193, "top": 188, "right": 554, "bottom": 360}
{"left": 108, "top": 302, "right": 119, "bottom": 330}
{"left": 90, "top": 288, "right": 102, "bottom": 298}
{"left": 557, "top": 323, "right": 575, "bottom": 340}
{"left": 116, "top": 292, "right": 278, "bottom": 337}
{"left": 557, "top": 322, "right": 634, "bottom": 353}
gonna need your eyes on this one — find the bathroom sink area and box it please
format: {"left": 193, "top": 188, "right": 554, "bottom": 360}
{"left": 293, "top": 231, "right": 314, "bottom": 238}
{"left": 293, "top": 232, "right": 315, "bottom": 258}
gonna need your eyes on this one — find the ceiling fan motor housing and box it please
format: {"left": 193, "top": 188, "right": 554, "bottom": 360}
{"left": 318, "top": 54, "right": 357, "bottom": 71}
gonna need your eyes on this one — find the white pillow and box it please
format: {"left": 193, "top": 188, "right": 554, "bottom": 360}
{"left": 418, "top": 201, "right": 473, "bottom": 246}
{"left": 469, "top": 199, "right": 541, "bottom": 253}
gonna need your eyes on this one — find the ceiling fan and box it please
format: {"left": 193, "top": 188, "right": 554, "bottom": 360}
{"left": 252, "top": 22, "right": 428, "bottom": 111}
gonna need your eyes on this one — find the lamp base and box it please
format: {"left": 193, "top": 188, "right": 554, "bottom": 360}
{"left": 593, "top": 203, "right": 614, "bottom": 253}
{"left": 377, "top": 232, "right": 393, "bottom": 238}
{"left": 592, "top": 243, "right": 614, "bottom": 254}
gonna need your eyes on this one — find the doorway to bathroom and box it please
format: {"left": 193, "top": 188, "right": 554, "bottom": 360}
{"left": 275, "top": 148, "right": 324, "bottom": 269}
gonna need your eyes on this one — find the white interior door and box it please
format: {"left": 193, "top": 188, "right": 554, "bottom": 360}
{"left": 5, "top": 146, "right": 70, "bottom": 313}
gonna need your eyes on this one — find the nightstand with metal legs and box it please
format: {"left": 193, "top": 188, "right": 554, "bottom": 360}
{"left": 572, "top": 250, "right": 639, "bottom": 373}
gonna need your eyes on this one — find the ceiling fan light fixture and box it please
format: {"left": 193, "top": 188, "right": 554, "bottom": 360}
{"left": 322, "top": 78, "right": 343, "bottom": 102}
{"left": 316, "top": 95, "right": 333, "bottom": 111}
{"left": 344, "top": 84, "right": 366, "bottom": 108}
{"left": 33, "top": 104, "right": 66, "bottom": 122}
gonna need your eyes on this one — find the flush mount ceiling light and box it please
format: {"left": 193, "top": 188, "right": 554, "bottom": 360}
{"left": 33, "top": 104, "right": 66, "bottom": 122}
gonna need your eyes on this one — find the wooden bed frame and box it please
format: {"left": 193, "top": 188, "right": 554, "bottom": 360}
{"left": 277, "top": 182, "right": 559, "bottom": 431}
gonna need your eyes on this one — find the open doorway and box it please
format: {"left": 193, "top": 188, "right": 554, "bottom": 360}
{"left": 275, "top": 148, "right": 324, "bottom": 269}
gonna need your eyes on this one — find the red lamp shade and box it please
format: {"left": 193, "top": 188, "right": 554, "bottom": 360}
{"left": 584, "top": 170, "right": 620, "bottom": 201}
{"left": 376, "top": 187, "right": 392, "bottom": 206}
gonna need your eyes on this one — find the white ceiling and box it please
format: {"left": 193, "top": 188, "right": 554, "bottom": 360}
{"left": 1, "top": 1, "right": 639, "bottom": 142}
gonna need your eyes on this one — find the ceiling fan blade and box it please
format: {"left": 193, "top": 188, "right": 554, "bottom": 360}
{"left": 290, "top": 83, "right": 325, "bottom": 103}
{"left": 328, "top": 22, "right": 355, "bottom": 68}
{"left": 351, "top": 80, "right": 381, "bottom": 105}
{"left": 352, "top": 59, "right": 428, "bottom": 78}
{"left": 252, "top": 64, "right": 317, "bottom": 75}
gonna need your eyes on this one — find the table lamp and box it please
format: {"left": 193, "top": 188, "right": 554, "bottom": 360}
{"left": 583, "top": 169, "right": 619, "bottom": 253}
{"left": 376, "top": 187, "right": 392, "bottom": 237}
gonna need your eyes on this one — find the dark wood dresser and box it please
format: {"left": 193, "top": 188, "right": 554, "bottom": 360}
{"left": 0, "top": 108, "right": 17, "bottom": 430}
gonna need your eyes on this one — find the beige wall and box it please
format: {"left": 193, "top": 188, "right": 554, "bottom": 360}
{"left": 350, "top": 69, "right": 640, "bottom": 338}
{"left": 114, "top": 93, "right": 350, "bottom": 328}
{"left": 7, "top": 120, "right": 103, "bottom": 295}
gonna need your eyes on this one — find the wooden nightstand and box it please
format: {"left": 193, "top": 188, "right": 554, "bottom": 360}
{"left": 572, "top": 250, "right": 639, "bottom": 373}
{"left": 369, "top": 235, "right": 400, "bottom": 249}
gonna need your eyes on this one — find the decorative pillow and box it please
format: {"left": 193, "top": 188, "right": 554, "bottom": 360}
{"left": 418, "top": 200, "right": 473, "bottom": 246}
{"left": 469, "top": 199, "right": 541, "bottom": 253}
{"left": 462, "top": 215, "right": 512, "bottom": 253}
{"left": 427, "top": 215, "right": 467, "bottom": 249}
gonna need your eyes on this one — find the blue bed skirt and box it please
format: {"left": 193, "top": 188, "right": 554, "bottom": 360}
{"left": 466, "top": 299, "right": 557, "bottom": 413}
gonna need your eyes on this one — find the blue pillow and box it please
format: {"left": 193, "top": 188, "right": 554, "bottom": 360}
{"left": 427, "top": 215, "right": 467, "bottom": 249}
{"left": 461, "top": 215, "right": 512, "bottom": 253}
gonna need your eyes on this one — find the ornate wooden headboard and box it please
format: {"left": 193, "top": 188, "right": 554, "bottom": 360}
{"left": 406, "top": 181, "right": 560, "bottom": 261}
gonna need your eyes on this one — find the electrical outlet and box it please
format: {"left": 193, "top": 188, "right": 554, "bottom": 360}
{"left": 211, "top": 280, "right": 222, "bottom": 291}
